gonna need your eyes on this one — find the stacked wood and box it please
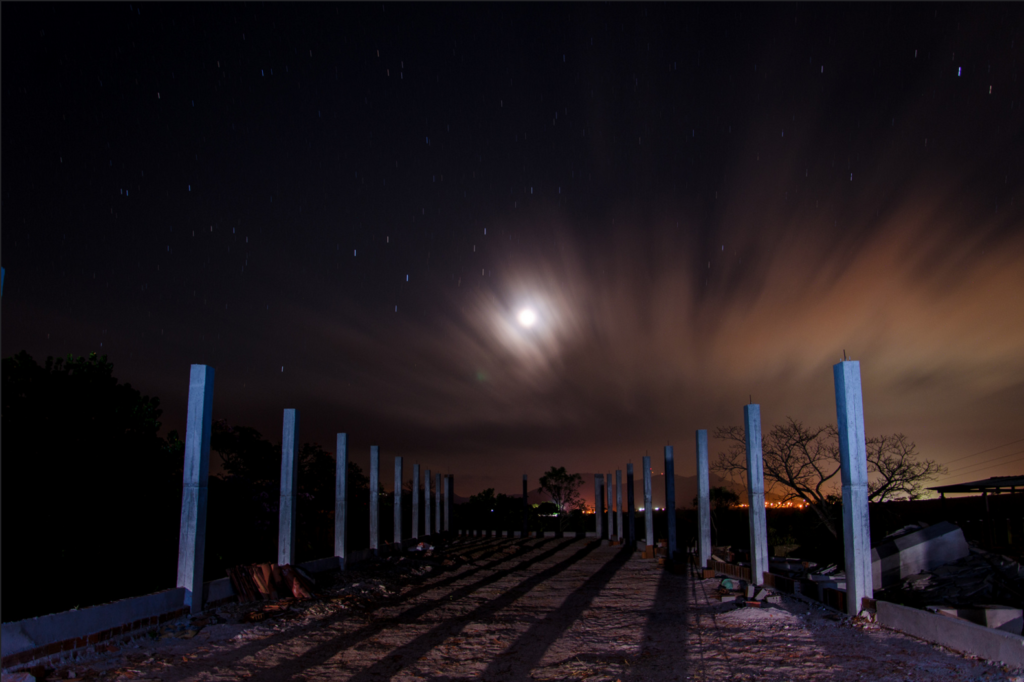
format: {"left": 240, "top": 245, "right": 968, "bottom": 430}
{"left": 227, "top": 563, "right": 316, "bottom": 603}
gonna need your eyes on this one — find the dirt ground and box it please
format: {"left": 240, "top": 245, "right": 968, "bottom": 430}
{"left": 22, "top": 536, "right": 1024, "bottom": 681}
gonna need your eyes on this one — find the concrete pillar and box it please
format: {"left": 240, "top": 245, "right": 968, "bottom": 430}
{"left": 626, "top": 463, "right": 636, "bottom": 545}
{"left": 424, "top": 469, "right": 432, "bottom": 536}
{"left": 643, "top": 456, "right": 654, "bottom": 550}
{"left": 394, "top": 456, "right": 403, "bottom": 544}
{"left": 435, "top": 472, "right": 442, "bottom": 536}
{"left": 442, "top": 475, "right": 449, "bottom": 533}
{"left": 412, "top": 463, "right": 420, "bottom": 539}
{"left": 445, "top": 475, "right": 453, "bottom": 532}
{"left": 616, "top": 470, "right": 624, "bottom": 542}
{"left": 664, "top": 446, "right": 677, "bottom": 559}
{"left": 522, "top": 474, "right": 529, "bottom": 536}
{"left": 696, "top": 430, "right": 711, "bottom": 569}
{"left": 335, "top": 433, "right": 348, "bottom": 563}
{"left": 370, "top": 446, "right": 380, "bottom": 553}
{"left": 744, "top": 405, "right": 769, "bottom": 586}
{"left": 176, "top": 365, "right": 214, "bottom": 613}
{"left": 834, "top": 360, "right": 874, "bottom": 615}
{"left": 278, "top": 409, "right": 300, "bottom": 566}
{"left": 606, "top": 472, "right": 614, "bottom": 541}
{"left": 594, "top": 474, "right": 604, "bottom": 539}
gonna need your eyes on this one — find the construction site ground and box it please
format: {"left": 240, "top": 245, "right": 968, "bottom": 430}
{"left": 21, "top": 536, "right": 1024, "bottom": 681}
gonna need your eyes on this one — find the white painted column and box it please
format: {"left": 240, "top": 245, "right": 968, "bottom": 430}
{"left": 177, "top": 365, "right": 214, "bottom": 613}
{"left": 424, "top": 469, "right": 432, "bottom": 536}
{"left": 626, "top": 464, "right": 635, "bottom": 546}
{"left": 435, "top": 473, "right": 442, "bottom": 535}
{"left": 643, "top": 456, "right": 654, "bottom": 550}
{"left": 615, "top": 470, "right": 624, "bottom": 542}
{"left": 744, "top": 405, "right": 769, "bottom": 586}
{"left": 370, "top": 446, "right": 380, "bottom": 553}
{"left": 834, "top": 360, "right": 874, "bottom": 615}
{"left": 443, "top": 475, "right": 451, "bottom": 532}
{"left": 412, "top": 463, "right": 420, "bottom": 539}
{"left": 335, "top": 433, "right": 348, "bottom": 564}
{"left": 594, "top": 474, "right": 604, "bottom": 539}
{"left": 696, "top": 429, "right": 712, "bottom": 569}
{"left": 278, "top": 409, "right": 300, "bottom": 566}
{"left": 394, "top": 456, "right": 403, "bottom": 545}
{"left": 606, "top": 472, "right": 614, "bottom": 541}
{"left": 665, "top": 446, "right": 677, "bottom": 559}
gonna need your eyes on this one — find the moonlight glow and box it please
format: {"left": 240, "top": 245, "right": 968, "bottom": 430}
{"left": 517, "top": 309, "right": 537, "bottom": 328}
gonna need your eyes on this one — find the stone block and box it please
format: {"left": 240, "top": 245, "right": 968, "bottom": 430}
{"left": 871, "top": 522, "right": 969, "bottom": 590}
{"left": 930, "top": 605, "right": 1024, "bottom": 635}
{"left": 754, "top": 588, "right": 768, "bottom": 601}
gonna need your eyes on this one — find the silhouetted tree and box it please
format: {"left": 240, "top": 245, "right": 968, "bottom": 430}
{"left": 712, "top": 419, "right": 946, "bottom": 537}
{"left": 538, "top": 467, "right": 585, "bottom": 531}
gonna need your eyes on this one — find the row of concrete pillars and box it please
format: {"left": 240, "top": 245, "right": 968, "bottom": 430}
{"left": 174, "top": 365, "right": 455, "bottom": 614}
{"left": 693, "top": 360, "right": 873, "bottom": 616}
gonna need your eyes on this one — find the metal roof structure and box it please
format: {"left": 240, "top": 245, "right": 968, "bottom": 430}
{"left": 928, "top": 475, "right": 1024, "bottom": 496}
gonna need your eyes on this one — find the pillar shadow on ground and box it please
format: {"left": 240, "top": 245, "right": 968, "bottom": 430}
{"left": 242, "top": 538, "right": 579, "bottom": 682}
{"left": 477, "top": 544, "right": 636, "bottom": 681}
{"left": 207, "top": 537, "right": 556, "bottom": 673}
{"left": 343, "top": 540, "right": 602, "bottom": 682}
{"left": 622, "top": 562, "right": 692, "bottom": 681}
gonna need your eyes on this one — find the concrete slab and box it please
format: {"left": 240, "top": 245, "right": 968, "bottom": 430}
{"left": 929, "top": 605, "right": 1024, "bottom": 635}
{"left": 871, "top": 522, "right": 969, "bottom": 590}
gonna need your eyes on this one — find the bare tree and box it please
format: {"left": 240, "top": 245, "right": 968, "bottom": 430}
{"left": 712, "top": 419, "right": 945, "bottom": 538}
{"left": 539, "top": 466, "right": 585, "bottom": 531}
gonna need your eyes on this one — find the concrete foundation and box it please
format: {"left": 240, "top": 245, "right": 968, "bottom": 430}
{"left": 643, "top": 456, "right": 654, "bottom": 550}
{"left": 394, "top": 456, "right": 403, "bottom": 544}
{"left": 878, "top": 600, "right": 1024, "bottom": 668}
{"left": 335, "top": 433, "right": 348, "bottom": 562}
{"left": 664, "top": 446, "right": 676, "bottom": 558}
{"left": 696, "top": 429, "right": 711, "bottom": 569}
{"left": 930, "top": 605, "right": 1024, "bottom": 635}
{"left": 872, "top": 521, "right": 969, "bottom": 589}
{"left": 176, "top": 365, "right": 214, "bottom": 614}
{"left": 370, "top": 446, "right": 380, "bottom": 552}
{"left": 834, "top": 360, "right": 874, "bottom": 614}
{"left": 744, "top": 404, "right": 769, "bottom": 586}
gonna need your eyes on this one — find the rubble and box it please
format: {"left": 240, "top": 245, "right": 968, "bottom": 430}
{"left": 872, "top": 521, "right": 970, "bottom": 589}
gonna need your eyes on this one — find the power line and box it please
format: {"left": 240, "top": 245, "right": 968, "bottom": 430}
{"left": 944, "top": 437, "right": 1024, "bottom": 467}
{"left": 944, "top": 456, "right": 1024, "bottom": 482}
{"left": 947, "top": 448, "right": 1024, "bottom": 476}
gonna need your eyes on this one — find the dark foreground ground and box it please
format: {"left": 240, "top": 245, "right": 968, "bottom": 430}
{"left": 20, "top": 537, "right": 1024, "bottom": 681}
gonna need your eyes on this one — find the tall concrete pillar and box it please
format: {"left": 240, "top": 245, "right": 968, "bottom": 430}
{"left": 177, "top": 365, "right": 214, "bottom": 613}
{"left": 424, "top": 469, "right": 432, "bottom": 536}
{"left": 626, "top": 463, "right": 636, "bottom": 545}
{"left": 394, "top": 456, "right": 403, "bottom": 545}
{"left": 594, "top": 474, "right": 604, "bottom": 539}
{"left": 643, "top": 456, "right": 654, "bottom": 550}
{"left": 606, "top": 472, "right": 614, "bottom": 541}
{"left": 834, "top": 360, "right": 874, "bottom": 615}
{"left": 335, "top": 433, "right": 348, "bottom": 563}
{"left": 435, "top": 473, "right": 442, "bottom": 536}
{"left": 522, "top": 474, "right": 529, "bottom": 536}
{"left": 446, "top": 475, "right": 454, "bottom": 532}
{"left": 696, "top": 430, "right": 712, "bottom": 569}
{"left": 615, "top": 470, "right": 624, "bottom": 542}
{"left": 664, "top": 446, "right": 677, "bottom": 559}
{"left": 442, "top": 475, "right": 449, "bottom": 533}
{"left": 370, "top": 446, "right": 380, "bottom": 553}
{"left": 412, "top": 463, "right": 420, "bottom": 539}
{"left": 278, "top": 409, "right": 300, "bottom": 566}
{"left": 744, "top": 405, "right": 769, "bottom": 586}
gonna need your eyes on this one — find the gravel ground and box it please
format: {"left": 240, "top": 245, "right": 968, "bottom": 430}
{"left": 22, "top": 536, "right": 1024, "bottom": 681}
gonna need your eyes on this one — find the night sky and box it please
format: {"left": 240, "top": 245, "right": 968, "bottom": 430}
{"left": 4, "top": 3, "right": 1024, "bottom": 496}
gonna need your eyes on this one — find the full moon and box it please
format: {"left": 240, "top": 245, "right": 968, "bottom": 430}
{"left": 517, "top": 308, "right": 537, "bottom": 328}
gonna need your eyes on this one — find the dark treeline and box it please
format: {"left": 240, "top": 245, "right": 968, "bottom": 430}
{"left": 0, "top": 351, "right": 379, "bottom": 623}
